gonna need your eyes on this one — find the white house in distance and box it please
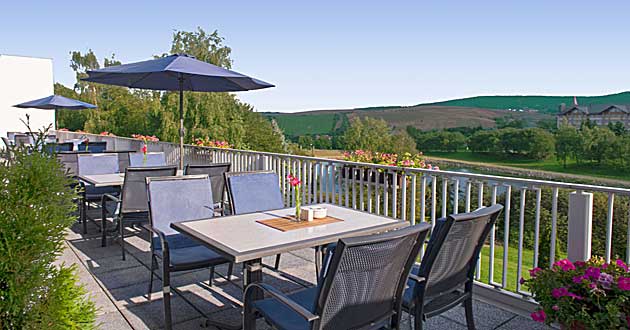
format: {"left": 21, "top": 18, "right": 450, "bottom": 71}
{"left": 0, "top": 54, "right": 54, "bottom": 138}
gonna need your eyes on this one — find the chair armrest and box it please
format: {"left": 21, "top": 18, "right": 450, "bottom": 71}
{"left": 144, "top": 226, "right": 170, "bottom": 254}
{"left": 101, "top": 193, "right": 120, "bottom": 217}
{"left": 244, "top": 283, "right": 319, "bottom": 322}
{"left": 408, "top": 273, "right": 426, "bottom": 284}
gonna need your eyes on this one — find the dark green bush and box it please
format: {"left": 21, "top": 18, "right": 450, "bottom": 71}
{"left": 0, "top": 144, "right": 96, "bottom": 329}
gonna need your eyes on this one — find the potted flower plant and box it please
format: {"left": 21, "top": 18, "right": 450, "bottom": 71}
{"left": 342, "top": 150, "right": 438, "bottom": 185}
{"left": 523, "top": 257, "right": 630, "bottom": 329}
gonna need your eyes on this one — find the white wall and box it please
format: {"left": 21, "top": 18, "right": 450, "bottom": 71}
{"left": 0, "top": 54, "right": 54, "bottom": 138}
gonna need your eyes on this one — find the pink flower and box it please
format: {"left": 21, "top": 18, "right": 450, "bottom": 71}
{"left": 529, "top": 267, "right": 543, "bottom": 278}
{"left": 616, "top": 259, "right": 629, "bottom": 272}
{"left": 530, "top": 309, "right": 546, "bottom": 323}
{"left": 585, "top": 267, "right": 601, "bottom": 279}
{"left": 553, "top": 259, "right": 575, "bottom": 272}
{"left": 618, "top": 277, "right": 630, "bottom": 291}
{"left": 552, "top": 305, "right": 559, "bottom": 311}
{"left": 572, "top": 275, "right": 585, "bottom": 284}
{"left": 575, "top": 261, "right": 586, "bottom": 268}
{"left": 519, "top": 277, "right": 525, "bottom": 285}
{"left": 287, "top": 174, "right": 301, "bottom": 187}
{"left": 141, "top": 145, "right": 147, "bottom": 154}
{"left": 432, "top": 166, "right": 440, "bottom": 170}
{"left": 552, "top": 287, "right": 583, "bottom": 300}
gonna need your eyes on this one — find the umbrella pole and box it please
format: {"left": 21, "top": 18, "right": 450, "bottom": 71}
{"left": 179, "top": 77, "right": 184, "bottom": 170}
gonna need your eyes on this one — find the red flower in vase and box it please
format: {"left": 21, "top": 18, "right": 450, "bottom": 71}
{"left": 287, "top": 174, "right": 302, "bottom": 187}
{"left": 141, "top": 144, "right": 147, "bottom": 155}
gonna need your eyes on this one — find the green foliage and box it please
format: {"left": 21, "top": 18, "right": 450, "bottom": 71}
{"left": 411, "top": 130, "right": 467, "bottom": 152}
{"left": 61, "top": 28, "right": 284, "bottom": 153}
{"left": 340, "top": 117, "right": 417, "bottom": 154}
{"left": 264, "top": 113, "right": 341, "bottom": 136}
{"left": 468, "top": 128, "right": 555, "bottom": 160}
{"left": 0, "top": 140, "right": 95, "bottom": 329}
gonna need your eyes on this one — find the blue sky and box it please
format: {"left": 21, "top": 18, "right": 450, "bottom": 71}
{"left": 2, "top": 1, "right": 629, "bottom": 112}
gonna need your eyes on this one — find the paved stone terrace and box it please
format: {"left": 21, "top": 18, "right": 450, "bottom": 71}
{"left": 61, "top": 216, "right": 552, "bottom": 330}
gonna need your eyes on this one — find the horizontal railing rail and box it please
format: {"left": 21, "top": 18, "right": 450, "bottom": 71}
{"left": 55, "top": 131, "right": 630, "bottom": 306}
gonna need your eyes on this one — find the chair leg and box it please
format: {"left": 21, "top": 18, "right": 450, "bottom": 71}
{"left": 81, "top": 199, "right": 87, "bottom": 234}
{"left": 162, "top": 266, "right": 173, "bottom": 330}
{"left": 148, "top": 255, "right": 157, "bottom": 298}
{"left": 413, "top": 305, "right": 424, "bottom": 330}
{"left": 227, "top": 263, "right": 234, "bottom": 281}
{"left": 119, "top": 218, "right": 126, "bottom": 261}
{"left": 208, "top": 266, "right": 215, "bottom": 287}
{"left": 464, "top": 297, "right": 476, "bottom": 330}
{"left": 101, "top": 208, "right": 108, "bottom": 247}
{"left": 314, "top": 246, "right": 322, "bottom": 282}
{"left": 274, "top": 254, "right": 281, "bottom": 270}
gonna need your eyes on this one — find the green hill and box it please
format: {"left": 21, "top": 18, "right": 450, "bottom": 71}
{"left": 421, "top": 91, "right": 630, "bottom": 114}
{"left": 264, "top": 91, "right": 630, "bottom": 136}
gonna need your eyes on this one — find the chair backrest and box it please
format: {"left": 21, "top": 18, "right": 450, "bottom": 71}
{"left": 120, "top": 166, "right": 177, "bottom": 214}
{"left": 315, "top": 224, "right": 431, "bottom": 330}
{"left": 417, "top": 204, "right": 503, "bottom": 297}
{"left": 128, "top": 152, "right": 166, "bottom": 167}
{"left": 147, "top": 176, "right": 214, "bottom": 247}
{"left": 44, "top": 142, "right": 74, "bottom": 154}
{"left": 7, "top": 132, "right": 20, "bottom": 141}
{"left": 185, "top": 163, "right": 231, "bottom": 205}
{"left": 77, "top": 153, "right": 119, "bottom": 175}
{"left": 225, "top": 171, "right": 284, "bottom": 214}
{"left": 14, "top": 134, "right": 32, "bottom": 147}
{"left": 78, "top": 141, "right": 107, "bottom": 153}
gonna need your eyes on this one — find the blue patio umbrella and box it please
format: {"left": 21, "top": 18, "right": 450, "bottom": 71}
{"left": 14, "top": 95, "right": 97, "bottom": 128}
{"left": 81, "top": 53, "right": 274, "bottom": 168}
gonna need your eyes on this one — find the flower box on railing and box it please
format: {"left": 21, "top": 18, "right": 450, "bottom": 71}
{"left": 340, "top": 165, "right": 401, "bottom": 186}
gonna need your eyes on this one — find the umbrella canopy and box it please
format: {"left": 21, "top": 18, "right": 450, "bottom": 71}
{"left": 81, "top": 54, "right": 274, "bottom": 168}
{"left": 14, "top": 95, "right": 96, "bottom": 129}
{"left": 14, "top": 95, "right": 96, "bottom": 110}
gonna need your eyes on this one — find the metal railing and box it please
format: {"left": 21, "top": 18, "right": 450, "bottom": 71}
{"left": 55, "top": 131, "right": 630, "bottom": 303}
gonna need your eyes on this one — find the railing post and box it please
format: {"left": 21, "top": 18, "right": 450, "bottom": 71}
{"left": 567, "top": 191, "right": 593, "bottom": 262}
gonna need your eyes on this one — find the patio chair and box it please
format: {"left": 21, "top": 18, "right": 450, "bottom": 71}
{"left": 225, "top": 171, "right": 285, "bottom": 270}
{"left": 101, "top": 166, "right": 177, "bottom": 260}
{"left": 146, "top": 175, "right": 233, "bottom": 330}
{"left": 78, "top": 141, "right": 107, "bottom": 153}
{"left": 44, "top": 142, "right": 74, "bottom": 154}
{"left": 184, "top": 163, "right": 231, "bottom": 215}
{"left": 243, "top": 223, "right": 431, "bottom": 330}
{"left": 402, "top": 204, "right": 503, "bottom": 330}
{"left": 77, "top": 153, "right": 120, "bottom": 233}
{"left": 128, "top": 152, "right": 166, "bottom": 167}
{"left": 14, "top": 134, "right": 33, "bottom": 147}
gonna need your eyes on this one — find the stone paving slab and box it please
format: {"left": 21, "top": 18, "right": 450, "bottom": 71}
{"left": 64, "top": 222, "right": 552, "bottom": 330}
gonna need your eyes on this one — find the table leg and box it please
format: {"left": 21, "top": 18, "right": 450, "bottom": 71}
{"left": 243, "top": 258, "right": 263, "bottom": 330}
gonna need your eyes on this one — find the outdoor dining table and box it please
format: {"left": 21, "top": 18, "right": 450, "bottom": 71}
{"left": 78, "top": 173, "right": 125, "bottom": 187}
{"left": 171, "top": 203, "right": 408, "bottom": 304}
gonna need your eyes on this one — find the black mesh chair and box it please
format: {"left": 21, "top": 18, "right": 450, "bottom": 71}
{"left": 244, "top": 223, "right": 431, "bottom": 330}
{"left": 146, "top": 175, "right": 232, "bottom": 330}
{"left": 44, "top": 142, "right": 74, "bottom": 154}
{"left": 225, "top": 171, "right": 285, "bottom": 270}
{"left": 101, "top": 166, "right": 177, "bottom": 259}
{"left": 184, "top": 163, "right": 231, "bottom": 215}
{"left": 77, "top": 153, "right": 120, "bottom": 234}
{"left": 403, "top": 204, "right": 503, "bottom": 330}
{"left": 78, "top": 141, "right": 107, "bottom": 153}
{"left": 128, "top": 152, "right": 166, "bottom": 167}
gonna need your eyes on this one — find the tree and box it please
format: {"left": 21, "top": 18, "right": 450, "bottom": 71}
{"left": 555, "top": 125, "right": 581, "bottom": 167}
{"left": 469, "top": 130, "right": 500, "bottom": 153}
{"left": 341, "top": 117, "right": 392, "bottom": 152}
{"left": 389, "top": 130, "right": 418, "bottom": 155}
{"left": 297, "top": 135, "right": 314, "bottom": 149}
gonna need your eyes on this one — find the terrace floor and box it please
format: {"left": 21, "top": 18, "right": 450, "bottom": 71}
{"left": 61, "top": 216, "right": 552, "bottom": 330}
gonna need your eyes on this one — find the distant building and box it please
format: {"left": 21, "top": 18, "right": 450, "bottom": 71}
{"left": 556, "top": 103, "right": 630, "bottom": 129}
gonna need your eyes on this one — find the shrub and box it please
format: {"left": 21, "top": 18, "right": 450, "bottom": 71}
{"left": 0, "top": 143, "right": 96, "bottom": 329}
{"left": 524, "top": 257, "right": 630, "bottom": 328}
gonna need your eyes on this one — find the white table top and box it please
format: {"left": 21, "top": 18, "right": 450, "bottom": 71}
{"left": 79, "top": 173, "right": 125, "bottom": 187}
{"left": 172, "top": 203, "right": 408, "bottom": 263}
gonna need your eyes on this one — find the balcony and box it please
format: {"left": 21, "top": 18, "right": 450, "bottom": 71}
{"left": 55, "top": 131, "right": 630, "bottom": 329}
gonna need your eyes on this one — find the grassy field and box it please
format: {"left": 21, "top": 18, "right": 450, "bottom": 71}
{"left": 264, "top": 112, "right": 341, "bottom": 136}
{"left": 423, "top": 91, "right": 630, "bottom": 114}
{"left": 425, "top": 151, "right": 630, "bottom": 182}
